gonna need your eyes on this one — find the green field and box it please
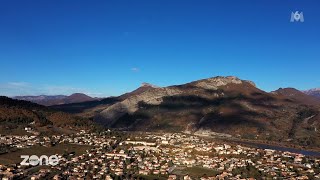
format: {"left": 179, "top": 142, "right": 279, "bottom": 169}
{"left": 0, "top": 143, "right": 93, "bottom": 165}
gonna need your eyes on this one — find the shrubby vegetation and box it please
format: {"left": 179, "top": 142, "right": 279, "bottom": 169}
{"left": 0, "top": 96, "right": 96, "bottom": 131}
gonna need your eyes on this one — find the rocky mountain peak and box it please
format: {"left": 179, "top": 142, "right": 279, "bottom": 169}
{"left": 141, "top": 83, "right": 158, "bottom": 88}
{"left": 191, "top": 76, "right": 248, "bottom": 90}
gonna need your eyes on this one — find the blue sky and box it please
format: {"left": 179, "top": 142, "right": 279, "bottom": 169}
{"left": 0, "top": 0, "right": 319, "bottom": 97}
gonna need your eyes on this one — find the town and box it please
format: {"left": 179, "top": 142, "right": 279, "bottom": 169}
{"left": 0, "top": 129, "right": 320, "bottom": 179}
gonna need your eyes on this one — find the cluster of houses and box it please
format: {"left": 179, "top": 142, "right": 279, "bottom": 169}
{"left": 139, "top": 133, "right": 320, "bottom": 179}
{"left": 0, "top": 131, "right": 320, "bottom": 179}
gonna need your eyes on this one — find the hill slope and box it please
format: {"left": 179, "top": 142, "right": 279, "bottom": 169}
{"left": 0, "top": 96, "right": 96, "bottom": 135}
{"left": 273, "top": 88, "right": 320, "bottom": 106}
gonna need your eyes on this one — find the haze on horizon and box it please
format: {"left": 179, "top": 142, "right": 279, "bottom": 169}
{"left": 0, "top": 0, "right": 319, "bottom": 97}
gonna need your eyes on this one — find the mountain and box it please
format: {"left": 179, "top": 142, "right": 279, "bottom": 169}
{"left": 93, "top": 76, "right": 320, "bottom": 148}
{"left": 0, "top": 96, "right": 96, "bottom": 135}
{"left": 63, "top": 93, "right": 95, "bottom": 104}
{"left": 272, "top": 88, "right": 320, "bottom": 106}
{"left": 304, "top": 88, "right": 320, "bottom": 99}
{"left": 13, "top": 93, "right": 95, "bottom": 106}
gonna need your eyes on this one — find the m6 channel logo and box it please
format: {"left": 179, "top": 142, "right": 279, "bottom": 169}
{"left": 290, "top": 11, "right": 304, "bottom": 22}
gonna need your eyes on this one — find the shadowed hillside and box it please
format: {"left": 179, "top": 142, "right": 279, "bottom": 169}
{"left": 0, "top": 96, "right": 97, "bottom": 135}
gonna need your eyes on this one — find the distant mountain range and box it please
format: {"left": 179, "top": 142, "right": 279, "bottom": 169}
{"left": 304, "top": 88, "right": 320, "bottom": 99}
{"left": 13, "top": 93, "right": 96, "bottom": 106}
